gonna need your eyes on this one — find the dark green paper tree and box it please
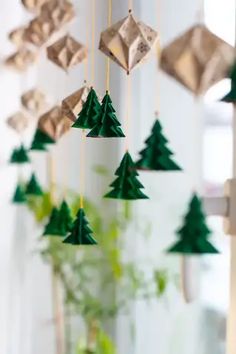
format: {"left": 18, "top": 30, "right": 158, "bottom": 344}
{"left": 136, "top": 119, "right": 181, "bottom": 171}
{"left": 72, "top": 87, "right": 101, "bottom": 129}
{"left": 43, "top": 207, "right": 65, "bottom": 237}
{"left": 30, "top": 129, "right": 55, "bottom": 151}
{"left": 104, "top": 151, "right": 149, "bottom": 200}
{"left": 63, "top": 208, "right": 97, "bottom": 245}
{"left": 58, "top": 200, "right": 74, "bottom": 235}
{"left": 167, "top": 194, "right": 219, "bottom": 254}
{"left": 12, "top": 183, "right": 26, "bottom": 204}
{"left": 87, "top": 91, "right": 125, "bottom": 138}
{"left": 25, "top": 173, "right": 43, "bottom": 196}
{"left": 10, "top": 145, "right": 30, "bottom": 164}
{"left": 221, "top": 61, "right": 236, "bottom": 102}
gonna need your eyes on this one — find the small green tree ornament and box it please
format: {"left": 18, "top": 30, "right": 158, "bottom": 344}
{"left": 136, "top": 119, "right": 181, "bottom": 171}
{"left": 63, "top": 208, "right": 97, "bottom": 245}
{"left": 72, "top": 87, "right": 101, "bottom": 129}
{"left": 221, "top": 61, "right": 236, "bottom": 102}
{"left": 12, "top": 183, "right": 26, "bottom": 204}
{"left": 167, "top": 194, "right": 219, "bottom": 254}
{"left": 10, "top": 145, "right": 30, "bottom": 164}
{"left": 104, "top": 151, "right": 149, "bottom": 200}
{"left": 30, "top": 129, "right": 55, "bottom": 151}
{"left": 43, "top": 207, "right": 65, "bottom": 237}
{"left": 25, "top": 173, "right": 43, "bottom": 196}
{"left": 58, "top": 200, "right": 74, "bottom": 234}
{"left": 87, "top": 91, "right": 125, "bottom": 138}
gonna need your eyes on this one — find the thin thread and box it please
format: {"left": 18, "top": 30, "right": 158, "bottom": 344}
{"left": 79, "top": 130, "right": 86, "bottom": 209}
{"left": 196, "top": 0, "right": 205, "bottom": 23}
{"left": 106, "top": 0, "right": 112, "bottom": 92}
{"left": 156, "top": 0, "right": 161, "bottom": 114}
{"left": 125, "top": 73, "right": 131, "bottom": 151}
{"left": 91, "top": 0, "right": 96, "bottom": 86}
{"left": 48, "top": 152, "right": 56, "bottom": 204}
{"left": 128, "top": 0, "right": 133, "bottom": 11}
{"left": 84, "top": 18, "right": 89, "bottom": 83}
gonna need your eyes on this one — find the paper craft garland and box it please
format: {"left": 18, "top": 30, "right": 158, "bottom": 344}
{"left": 104, "top": 151, "right": 149, "bottom": 200}
{"left": 62, "top": 86, "right": 90, "bottom": 122}
{"left": 221, "top": 61, "right": 236, "bottom": 103}
{"left": 25, "top": 173, "right": 43, "bottom": 196}
{"left": 136, "top": 119, "right": 181, "bottom": 171}
{"left": 12, "top": 183, "right": 27, "bottom": 204}
{"left": 10, "top": 145, "right": 30, "bottom": 164}
{"left": 167, "top": 194, "right": 219, "bottom": 254}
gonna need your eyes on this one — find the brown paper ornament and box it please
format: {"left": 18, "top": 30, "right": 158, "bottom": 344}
{"left": 5, "top": 47, "right": 37, "bottom": 72}
{"left": 8, "top": 27, "right": 27, "bottom": 47}
{"left": 25, "top": 17, "right": 55, "bottom": 47}
{"left": 7, "top": 111, "right": 30, "bottom": 134}
{"left": 47, "top": 34, "right": 87, "bottom": 71}
{"left": 160, "top": 24, "right": 235, "bottom": 95}
{"left": 21, "top": 0, "right": 48, "bottom": 13}
{"left": 21, "top": 88, "right": 46, "bottom": 115}
{"left": 38, "top": 106, "right": 71, "bottom": 140}
{"left": 61, "top": 86, "right": 90, "bottom": 122}
{"left": 40, "top": 0, "right": 75, "bottom": 29}
{"left": 99, "top": 12, "right": 158, "bottom": 73}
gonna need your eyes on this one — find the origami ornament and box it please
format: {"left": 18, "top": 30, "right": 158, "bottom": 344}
{"left": 12, "top": 183, "right": 27, "bottom": 204}
{"left": 63, "top": 208, "right": 97, "bottom": 245}
{"left": 7, "top": 111, "right": 30, "bottom": 134}
{"left": 21, "top": 88, "right": 46, "bottom": 114}
{"left": 87, "top": 91, "right": 125, "bottom": 138}
{"left": 8, "top": 27, "right": 26, "bottom": 47}
{"left": 104, "top": 151, "right": 149, "bottom": 200}
{"left": 10, "top": 145, "right": 30, "bottom": 164}
{"left": 38, "top": 106, "right": 71, "bottom": 141}
{"left": 43, "top": 207, "right": 65, "bottom": 236}
{"left": 25, "top": 17, "right": 55, "bottom": 47}
{"left": 136, "top": 119, "right": 181, "bottom": 171}
{"left": 160, "top": 24, "right": 235, "bottom": 95}
{"left": 62, "top": 86, "right": 90, "bottom": 122}
{"left": 21, "top": 0, "right": 48, "bottom": 12}
{"left": 167, "top": 194, "right": 219, "bottom": 254}
{"left": 5, "top": 47, "right": 37, "bottom": 72}
{"left": 221, "top": 61, "right": 236, "bottom": 102}
{"left": 99, "top": 11, "right": 158, "bottom": 73}
{"left": 25, "top": 173, "right": 43, "bottom": 196}
{"left": 58, "top": 200, "right": 74, "bottom": 234}
{"left": 40, "top": 0, "right": 75, "bottom": 29}
{"left": 47, "top": 35, "right": 87, "bottom": 71}
{"left": 72, "top": 87, "right": 101, "bottom": 129}
{"left": 30, "top": 128, "right": 55, "bottom": 151}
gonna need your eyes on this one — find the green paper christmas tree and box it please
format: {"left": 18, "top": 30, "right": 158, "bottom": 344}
{"left": 25, "top": 173, "right": 43, "bottom": 196}
{"left": 221, "top": 61, "right": 236, "bottom": 102}
{"left": 58, "top": 200, "right": 74, "bottom": 234}
{"left": 87, "top": 91, "right": 125, "bottom": 138}
{"left": 63, "top": 208, "right": 97, "bottom": 245}
{"left": 43, "top": 207, "right": 65, "bottom": 237}
{"left": 72, "top": 87, "right": 101, "bottom": 129}
{"left": 136, "top": 119, "right": 181, "bottom": 171}
{"left": 167, "top": 194, "right": 219, "bottom": 255}
{"left": 104, "top": 151, "right": 149, "bottom": 200}
{"left": 12, "top": 183, "right": 27, "bottom": 204}
{"left": 10, "top": 145, "right": 30, "bottom": 164}
{"left": 30, "top": 129, "right": 55, "bottom": 151}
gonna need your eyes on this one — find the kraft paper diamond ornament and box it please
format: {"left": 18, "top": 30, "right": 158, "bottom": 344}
{"left": 7, "top": 111, "right": 30, "bottom": 134}
{"left": 167, "top": 194, "right": 219, "bottom": 254}
{"left": 99, "top": 11, "right": 158, "bottom": 73}
{"left": 62, "top": 86, "right": 90, "bottom": 122}
{"left": 38, "top": 106, "right": 71, "bottom": 141}
{"left": 40, "top": 0, "right": 75, "bottom": 30}
{"left": 8, "top": 27, "right": 27, "bottom": 47}
{"left": 21, "top": 88, "right": 46, "bottom": 115}
{"left": 12, "top": 183, "right": 27, "bottom": 204}
{"left": 47, "top": 35, "right": 87, "bottom": 71}
{"left": 160, "top": 24, "right": 235, "bottom": 95}
{"left": 21, "top": 0, "right": 48, "bottom": 12}
{"left": 25, "top": 173, "right": 43, "bottom": 196}
{"left": 220, "top": 61, "right": 236, "bottom": 102}
{"left": 5, "top": 47, "right": 37, "bottom": 72}
{"left": 25, "top": 17, "right": 55, "bottom": 47}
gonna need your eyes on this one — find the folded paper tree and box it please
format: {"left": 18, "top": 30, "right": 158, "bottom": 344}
{"left": 25, "top": 17, "right": 55, "bottom": 47}
{"left": 62, "top": 86, "right": 90, "bottom": 122}
{"left": 30, "top": 128, "right": 55, "bottom": 151}
{"left": 8, "top": 27, "right": 26, "bottom": 47}
{"left": 21, "top": 88, "right": 46, "bottom": 115}
{"left": 7, "top": 111, "right": 30, "bottom": 134}
{"left": 10, "top": 145, "right": 30, "bottom": 164}
{"left": 99, "top": 11, "right": 158, "bottom": 73}
{"left": 104, "top": 151, "right": 149, "bottom": 200}
{"left": 221, "top": 61, "right": 236, "bottom": 102}
{"left": 5, "top": 48, "right": 37, "bottom": 72}
{"left": 160, "top": 24, "right": 235, "bottom": 95}
{"left": 43, "top": 207, "right": 65, "bottom": 236}
{"left": 12, "top": 183, "right": 27, "bottom": 204}
{"left": 40, "top": 0, "right": 75, "bottom": 29}
{"left": 25, "top": 173, "right": 43, "bottom": 196}
{"left": 58, "top": 200, "right": 74, "bottom": 234}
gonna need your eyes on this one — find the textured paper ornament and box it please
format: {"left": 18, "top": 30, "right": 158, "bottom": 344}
{"left": 136, "top": 119, "right": 181, "bottom": 171}
{"left": 7, "top": 111, "right": 30, "bottom": 134}
{"left": 10, "top": 145, "right": 30, "bottom": 164}
{"left": 63, "top": 208, "right": 97, "bottom": 245}
{"left": 72, "top": 87, "right": 101, "bottom": 128}
{"left": 25, "top": 17, "right": 55, "bottom": 47}
{"left": 8, "top": 27, "right": 26, "bottom": 47}
{"left": 38, "top": 106, "right": 71, "bottom": 141}
{"left": 31, "top": 128, "right": 55, "bottom": 151}
{"left": 25, "top": 173, "right": 43, "bottom": 196}
{"left": 167, "top": 194, "right": 219, "bottom": 254}
{"left": 221, "top": 61, "right": 236, "bottom": 102}
{"left": 12, "top": 183, "right": 27, "bottom": 204}
{"left": 21, "top": 88, "right": 46, "bottom": 114}
{"left": 5, "top": 48, "right": 37, "bottom": 72}
{"left": 87, "top": 91, "right": 125, "bottom": 138}
{"left": 43, "top": 207, "right": 65, "bottom": 236}
{"left": 47, "top": 35, "right": 87, "bottom": 71}
{"left": 62, "top": 86, "right": 90, "bottom": 122}
{"left": 104, "top": 151, "right": 149, "bottom": 200}
{"left": 99, "top": 12, "right": 158, "bottom": 73}
{"left": 21, "top": 0, "right": 48, "bottom": 12}
{"left": 40, "top": 0, "right": 75, "bottom": 29}
{"left": 58, "top": 200, "right": 74, "bottom": 235}
{"left": 160, "top": 24, "right": 235, "bottom": 95}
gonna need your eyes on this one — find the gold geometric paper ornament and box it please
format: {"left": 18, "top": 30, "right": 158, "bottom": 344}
{"left": 99, "top": 12, "right": 158, "bottom": 73}
{"left": 21, "top": 88, "right": 46, "bottom": 115}
{"left": 7, "top": 111, "right": 30, "bottom": 134}
{"left": 5, "top": 48, "right": 37, "bottom": 72}
{"left": 47, "top": 35, "right": 87, "bottom": 71}
{"left": 40, "top": 0, "right": 75, "bottom": 30}
{"left": 61, "top": 86, "right": 90, "bottom": 122}
{"left": 38, "top": 106, "right": 71, "bottom": 141}
{"left": 160, "top": 24, "right": 235, "bottom": 95}
{"left": 21, "top": 0, "right": 48, "bottom": 13}
{"left": 25, "top": 17, "right": 55, "bottom": 47}
{"left": 8, "top": 27, "right": 26, "bottom": 47}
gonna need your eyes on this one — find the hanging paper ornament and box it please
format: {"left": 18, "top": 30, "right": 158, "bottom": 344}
{"left": 10, "top": 145, "right": 30, "bottom": 164}
{"left": 220, "top": 61, "right": 236, "bottom": 102}
{"left": 21, "top": 88, "right": 46, "bottom": 115}
{"left": 40, "top": 0, "right": 75, "bottom": 30}
{"left": 12, "top": 183, "right": 27, "bottom": 204}
{"left": 136, "top": 119, "right": 182, "bottom": 171}
{"left": 87, "top": 91, "right": 125, "bottom": 138}
{"left": 72, "top": 87, "right": 101, "bottom": 129}
{"left": 30, "top": 128, "right": 55, "bottom": 151}
{"left": 47, "top": 35, "right": 87, "bottom": 71}
{"left": 62, "top": 86, "right": 90, "bottom": 122}
{"left": 21, "top": 0, "right": 48, "bottom": 12}
{"left": 160, "top": 24, "right": 235, "bottom": 95}
{"left": 43, "top": 207, "right": 65, "bottom": 236}
{"left": 8, "top": 27, "right": 26, "bottom": 47}
{"left": 99, "top": 12, "right": 158, "bottom": 73}
{"left": 58, "top": 200, "right": 74, "bottom": 234}
{"left": 25, "top": 17, "right": 55, "bottom": 47}
{"left": 63, "top": 208, "right": 97, "bottom": 245}
{"left": 38, "top": 106, "right": 71, "bottom": 141}
{"left": 25, "top": 173, "right": 43, "bottom": 196}
{"left": 167, "top": 194, "right": 219, "bottom": 254}
{"left": 7, "top": 111, "right": 30, "bottom": 134}
{"left": 104, "top": 151, "right": 149, "bottom": 200}
{"left": 5, "top": 47, "right": 37, "bottom": 72}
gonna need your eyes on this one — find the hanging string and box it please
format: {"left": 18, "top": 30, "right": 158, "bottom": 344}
{"left": 196, "top": 0, "right": 205, "bottom": 23}
{"left": 91, "top": 0, "right": 96, "bottom": 86}
{"left": 79, "top": 130, "right": 86, "bottom": 209}
{"left": 125, "top": 73, "right": 131, "bottom": 151}
{"left": 128, "top": 0, "right": 133, "bottom": 12}
{"left": 106, "top": 0, "right": 112, "bottom": 92}
{"left": 47, "top": 151, "right": 56, "bottom": 203}
{"left": 156, "top": 0, "right": 161, "bottom": 116}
